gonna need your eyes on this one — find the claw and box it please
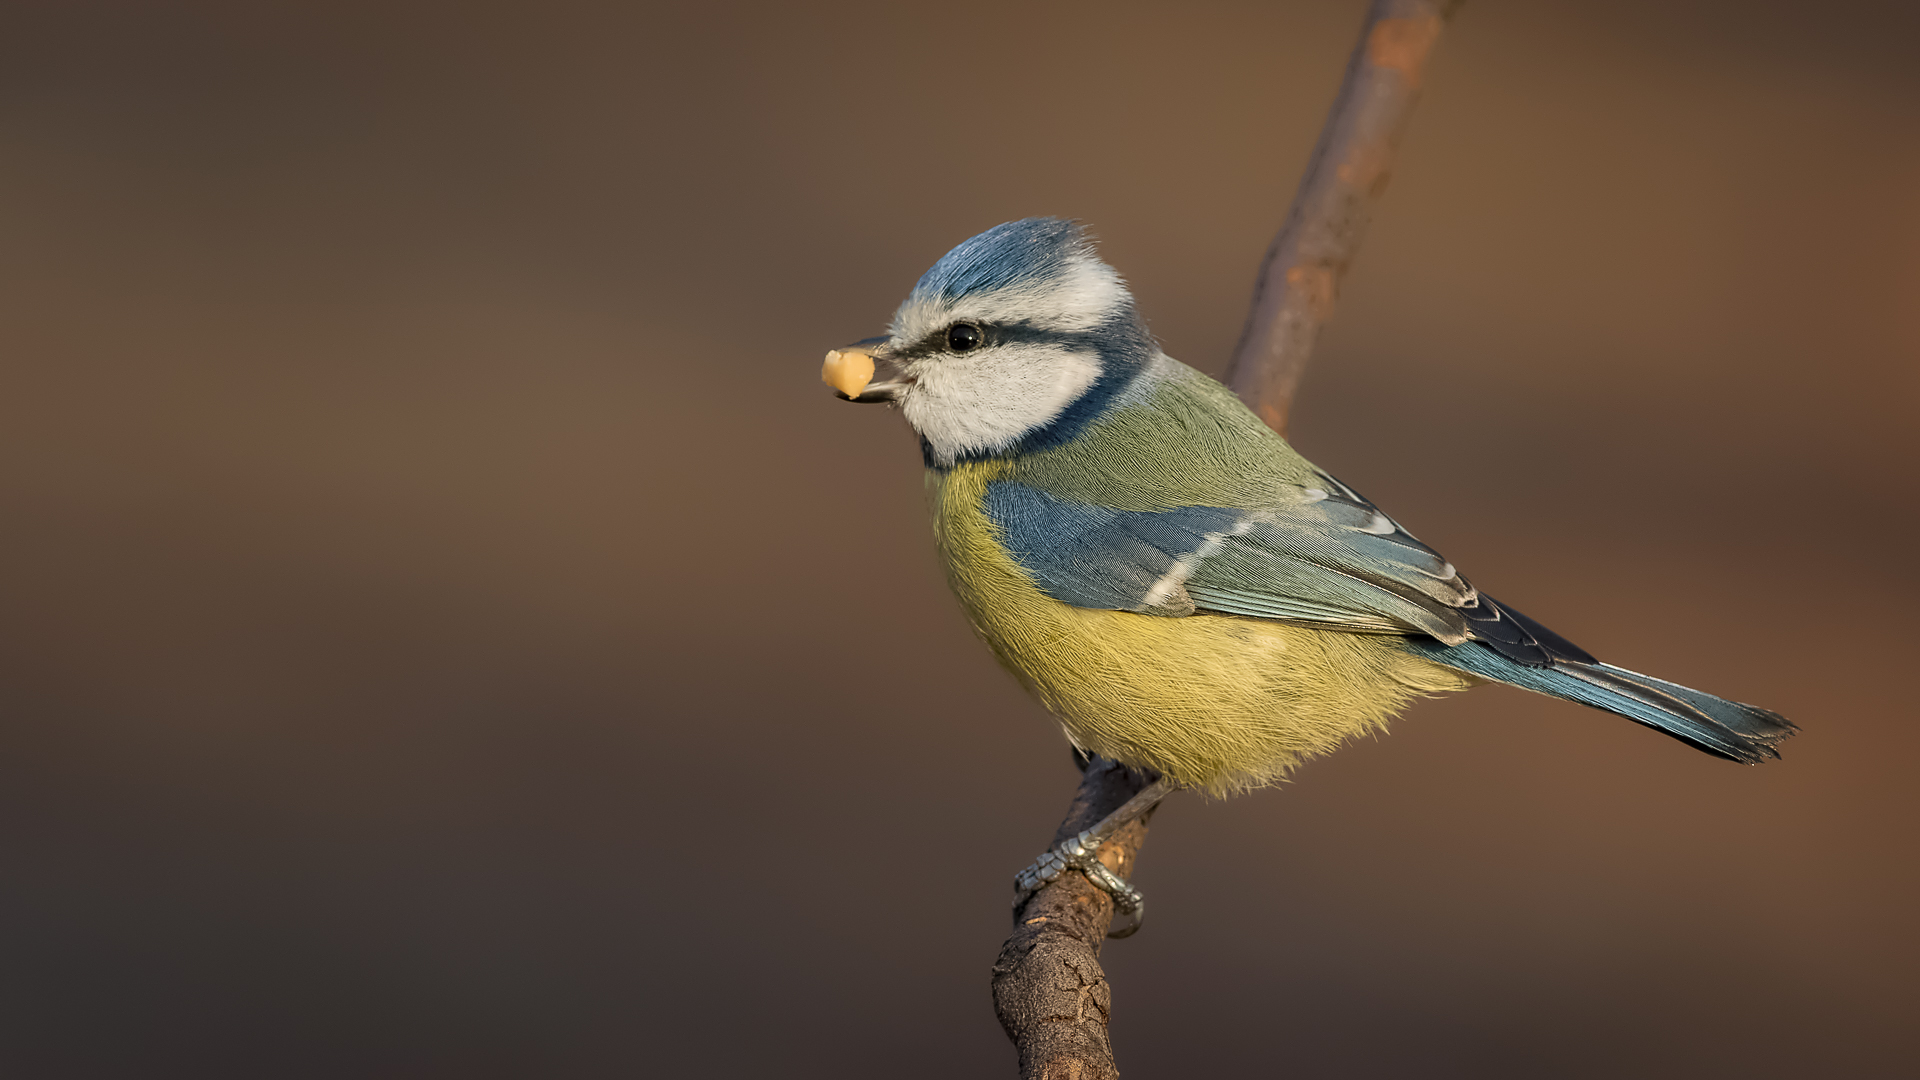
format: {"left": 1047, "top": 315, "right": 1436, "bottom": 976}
{"left": 1013, "top": 828, "right": 1147, "bottom": 938}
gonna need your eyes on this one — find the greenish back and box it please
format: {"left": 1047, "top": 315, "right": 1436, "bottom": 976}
{"left": 1009, "top": 358, "right": 1320, "bottom": 511}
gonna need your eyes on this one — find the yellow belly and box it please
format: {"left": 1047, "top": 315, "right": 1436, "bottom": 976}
{"left": 931, "top": 461, "right": 1474, "bottom": 796}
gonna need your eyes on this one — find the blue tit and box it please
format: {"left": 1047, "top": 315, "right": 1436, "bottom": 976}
{"left": 823, "top": 218, "right": 1795, "bottom": 923}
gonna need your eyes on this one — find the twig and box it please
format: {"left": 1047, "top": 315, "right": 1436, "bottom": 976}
{"left": 991, "top": 2, "right": 1461, "bottom": 1076}
{"left": 1226, "top": 0, "right": 1460, "bottom": 437}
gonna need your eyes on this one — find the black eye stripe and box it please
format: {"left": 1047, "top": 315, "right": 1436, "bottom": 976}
{"left": 899, "top": 320, "right": 1118, "bottom": 359}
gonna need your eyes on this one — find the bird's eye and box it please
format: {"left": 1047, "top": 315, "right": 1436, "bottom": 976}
{"left": 947, "top": 324, "right": 983, "bottom": 352}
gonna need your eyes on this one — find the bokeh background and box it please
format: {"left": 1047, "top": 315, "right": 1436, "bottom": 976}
{"left": 4, "top": 1, "right": 1917, "bottom": 1076}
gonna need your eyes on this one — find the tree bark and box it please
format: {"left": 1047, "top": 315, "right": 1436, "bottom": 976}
{"left": 991, "top": 756, "right": 1158, "bottom": 1080}
{"left": 991, "top": 2, "right": 1462, "bottom": 1076}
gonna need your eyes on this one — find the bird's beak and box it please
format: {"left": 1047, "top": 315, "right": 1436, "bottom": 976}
{"left": 821, "top": 336, "right": 910, "bottom": 403}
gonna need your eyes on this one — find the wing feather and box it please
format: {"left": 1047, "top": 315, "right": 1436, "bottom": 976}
{"left": 982, "top": 471, "right": 1591, "bottom": 667}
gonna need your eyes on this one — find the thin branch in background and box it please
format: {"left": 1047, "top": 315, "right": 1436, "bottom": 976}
{"left": 1227, "top": 0, "right": 1459, "bottom": 438}
{"left": 990, "top": 2, "right": 1461, "bottom": 1076}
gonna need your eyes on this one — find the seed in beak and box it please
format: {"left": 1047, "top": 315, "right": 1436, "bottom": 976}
{"left": 821, "top": 348, "right": 877, "bottom": 399}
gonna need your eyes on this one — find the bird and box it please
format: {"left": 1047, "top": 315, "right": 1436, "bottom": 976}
{"left": 821, "top": 217, "right": 1795, "bottom": 930}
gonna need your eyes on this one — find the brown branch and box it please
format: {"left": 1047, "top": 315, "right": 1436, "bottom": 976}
{"left": 992, "top": 757, "right": 1158, "bottom": 1080}
{"left": 991, "top": 2, "right": 1460, "bottom": 1076}
{"left": 1226, "top": 0, "right": 1460, "bottom": 437}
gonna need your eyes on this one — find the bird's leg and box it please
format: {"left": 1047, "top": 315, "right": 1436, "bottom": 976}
{"left": 1014, "top": 774, "right": 1179, "bottom": 938}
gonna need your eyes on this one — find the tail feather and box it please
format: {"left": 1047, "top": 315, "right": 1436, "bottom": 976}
{"left": 1409, "top": 639, "right": 1798, "bottom": 764}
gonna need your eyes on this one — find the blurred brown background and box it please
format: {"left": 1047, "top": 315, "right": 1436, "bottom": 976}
{"left": 2, "top": 1, "right": 1916, "bottom": 1076}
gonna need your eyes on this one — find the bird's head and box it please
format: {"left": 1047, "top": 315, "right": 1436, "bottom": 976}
{"left": 822, "top": 218, "right": 1157, "bottom": 467}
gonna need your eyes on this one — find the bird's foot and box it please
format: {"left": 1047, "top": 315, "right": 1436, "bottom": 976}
{"left": 1013, "top": 829, "right": 1147, "bottom": 938}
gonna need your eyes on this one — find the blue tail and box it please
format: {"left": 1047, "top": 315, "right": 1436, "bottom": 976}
{"left": 1407, "top": 638, "right": 1798, "bottom": 764}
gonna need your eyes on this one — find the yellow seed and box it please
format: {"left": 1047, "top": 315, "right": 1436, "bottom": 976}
{"left": 821, "top": 348, "right": 876, "bottom": 399}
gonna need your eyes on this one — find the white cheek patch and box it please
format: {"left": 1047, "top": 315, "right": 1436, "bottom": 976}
{"left": 902, "top": 343, "right": 1102, "bottom": 465}
{"left": 890, "top": 256, "right": 1128, "bottom": 343}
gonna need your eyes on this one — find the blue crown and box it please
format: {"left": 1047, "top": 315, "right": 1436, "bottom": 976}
{"left": 909, "top": 218, "right": 1095, "bottom": 305}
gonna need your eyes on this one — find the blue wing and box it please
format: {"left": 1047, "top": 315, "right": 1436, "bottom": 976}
{"left": 982, "top": 473, "right": 1796, "bottom": 760}
{"left": 983, "top": 472, "right": 1592, "bottom": 666}
{"left": 980, "top": 480, "right": 1238, "bottom": 616}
